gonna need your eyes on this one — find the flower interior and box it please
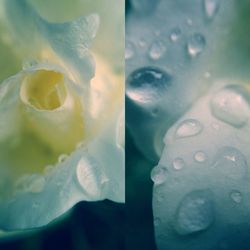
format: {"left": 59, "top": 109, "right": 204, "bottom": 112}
{"left": 22, "top": 70, "right": 67, "bottom": 111}
{"left": 0, "top": 69, "right": 85, "bottom": 198}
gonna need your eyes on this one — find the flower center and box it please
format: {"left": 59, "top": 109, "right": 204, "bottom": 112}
{"left": 21, "top": 70, "right": 67, "bottom": 110}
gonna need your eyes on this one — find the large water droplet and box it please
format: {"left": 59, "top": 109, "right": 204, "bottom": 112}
{"left": 194, "top": 151, "right": 207, "bottom": 163}
{"left": 176, "top": 119, "right": 203, "bottom": 138}
{"left": 210, "top": 85, "right": 250, "bottom": 128}
{"left": 126, "top": 67, "right": 171, "bottom": 104}
{"left": 175, "top": 190, "right": 214, "bottom": 235}
{"left": 187, "top": 33, "right": 206, "bottom": 57}
{"left": 149, "top": 40, "right": 166, "bottom": 60}
{"left": 173, "top": 158, "right": 185, "bottom": 170}
{"left": 204, "top": 0, "right": 220, "bottom": 20}
{"left": 170, "top": 27, "right": 181, "bottom": 42}
{"left": 125, "top": 41, "right": 135, "bottom": 60}
{"left": 76, "top": 156, "right": 106, "bottom": 199}
{"left": 230, "top": 190, "right": 242, "bottom": 203}
{"left": 151, "top": 165, "right": 167, "bottom": 184}
{"left": 212, "top": 147, "right": 247, "bottom": 179}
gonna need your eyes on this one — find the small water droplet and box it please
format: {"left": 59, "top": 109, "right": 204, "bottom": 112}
{"left": 151, "top": 165, "right": 167, "bottom": 184}
{"left": 44, "top": 164, "right": 54, "bottom": 175}
{"left": 58, "top": 154, "right": 68, "bottom": 163}
{"left": 187, "top": 33, "right": 206, "bottom": 57}
{"left": 230, "top": 190, "right": 242, "bottom": 203}
{"left": 32, "top": 202, "right": 39, "bottom": 209}
{"left": 170, "top": 27, "right": 181, "bottom": 42}
{"left": 149, "top": 40, "right": 166, "bottom": 60}
{"left": 138, "top": 38, "right": 146, "bottom": 48}
{"left": 154, "top": 217, "right": 161, "bottom": 226}
{"left": 204, "top": 0, "right": 220, "bottom": 20}
{"left": 210, "top": 85, "right": 249, "bottom": 128}
{"left": 187, "top": 18, "right": 193, "bottom": 26}
{"left": 15, "top": 174, "right": 45, "bottom": 193}
{"left": 125, "top": 41, "right": 135, "bottom": 60}
{"left": 131, "top": 0, "right": 159, "bottom": 14}
{"left": 212, "top": 147, "right": 247, "bottom": 179}
{"left": 175, "top": 190, "right": 214, "bottom": 235}
{"left": 194, "top": 151, "right": 207, "bottom": 163}
{"left": 126, "top": 66, "right": 172, "bottom": 104}
{"left": 173, "top": 158, "right": 185, "bottom": 170}
{"left": 154, "top": 30, "right": 161, "bottom": 36}
{"left": 176, "top": 119, "right": 203, "bottom": 138}
{"left": 211, "top": 122, "right": 220, "bottom": 130}
{"left": 76, "top": 141, "right": 86, "bottom": 149}
{"left": 204, "top": 72, "right": 211, "bottom": 78}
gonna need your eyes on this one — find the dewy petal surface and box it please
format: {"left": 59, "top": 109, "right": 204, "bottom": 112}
{"left": 0, "top": 0, "right": 124, "bottom": 230}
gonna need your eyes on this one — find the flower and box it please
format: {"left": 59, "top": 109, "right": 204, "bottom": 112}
{"left": 0, "top": 0, "right": 124, "bottom": 230}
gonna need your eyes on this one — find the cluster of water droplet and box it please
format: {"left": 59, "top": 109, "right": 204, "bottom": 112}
{"left": 152, "top": 81, "right": 250, "bottom": 249}
{"left": 125, "top": 0, "right": 224, "bottom": 162}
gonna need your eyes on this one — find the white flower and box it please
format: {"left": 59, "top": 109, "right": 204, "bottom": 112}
{"left": 0, "top": 0, "right": 124, "bottom": 230}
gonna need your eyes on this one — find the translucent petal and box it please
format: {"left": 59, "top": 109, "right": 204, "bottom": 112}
{"left": 4, "top": 0, "right": 99, "bottom": 82}
{"left": 152, "top": 81, "right": 250, "bottom": 249}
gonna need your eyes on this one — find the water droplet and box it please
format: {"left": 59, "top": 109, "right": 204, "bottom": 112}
{"left": 15, "top": 174, "right": 45, "bottom": 193}
{"left": 212, "top": 147, "right": 247, "bottom": 179}
{"left": 187, "top": 18, "right": 193, "bottom": 26}
{"left": 149, "top": 40, "right": 166, "bottom": 60}
{"left": 204, "top": 0, "right": 220, "bottom": 20}
{"left": 194, "top": 151, "right": 207, "bottom": 163}
{"left": 187, "top": 33, "right": 206, "bottom": 57}
{"left": 32, "top": 202, "right": 40, "bottom": 209}
{"left": 173, "top": 158, "right": 185, "bottom": 170}
{"left": 58, "top": 154, "right": 68, "bottom": 163}
{"left": 126, "top": 66, "right": 171, "bottom": 104}
{"left": 151, "top": 165, "right": 167, "bottom": 184}
{"left": 138, "top": 38, "right": 146, "bottom": 48}
{"left": 76, "top": 141, "right": 86, "bottom": 149}
{"left": 154, "top": 30, "right": 160, "bottom": 36}
{"left": 211, "top": 122, "right": 220, "bottom": 130}
{"left": 210, "top": 85, "right": 249, "bottom": 128}
{"left": 44, "top": 164, "right": 55, "bottom": 175}
{"left": 76, "top": 156, "right": 105, "bottom": 199}
{"left": 175, "top": 190, "right": 214, "bottom": 235}
{"left": 131, "top": 0, "right": 159, "bottom": 14}
{"left": 204, "top": 71, "right": 211, "bottom": 78}
{"left": 230, "top": 190, "right": 242, "bottom": 203}
{"left": 170, "top": 27, "right": 181, "bottom": 42}
{"left": 176, "top": 119, "right": 203, "bottom": 138}
{"left": 125, "top": 41, "right": 135, "bottom": 60}
{"left": 154, "top": 217, "right": 161, "bottom": 226}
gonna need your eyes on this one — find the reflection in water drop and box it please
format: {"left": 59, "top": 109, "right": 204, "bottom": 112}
{"left": 126, "top": 66, "right": 171, "bottom": 104}
{"left": 176, "top": 119, "right": 203, "bottom": 138}
{"left": 204, "top": 0, "right": 220, "bottom": 20}
{"left": 170, "top": 27, "right": 181, "bottom": 42}
{"left": 175, "top": 190, "right": 214, "bottom": 235}
{"left": 187, "top": 33, "right": 206, "bottom": 57}
{"left": 194, "top": 151, "right": 207, "bottom": 163}
{"left": 149, "top": 40, "right": 166, "bottom": 60}
{"left": 173, "top": 158, "right": 185, "bottom": 170}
